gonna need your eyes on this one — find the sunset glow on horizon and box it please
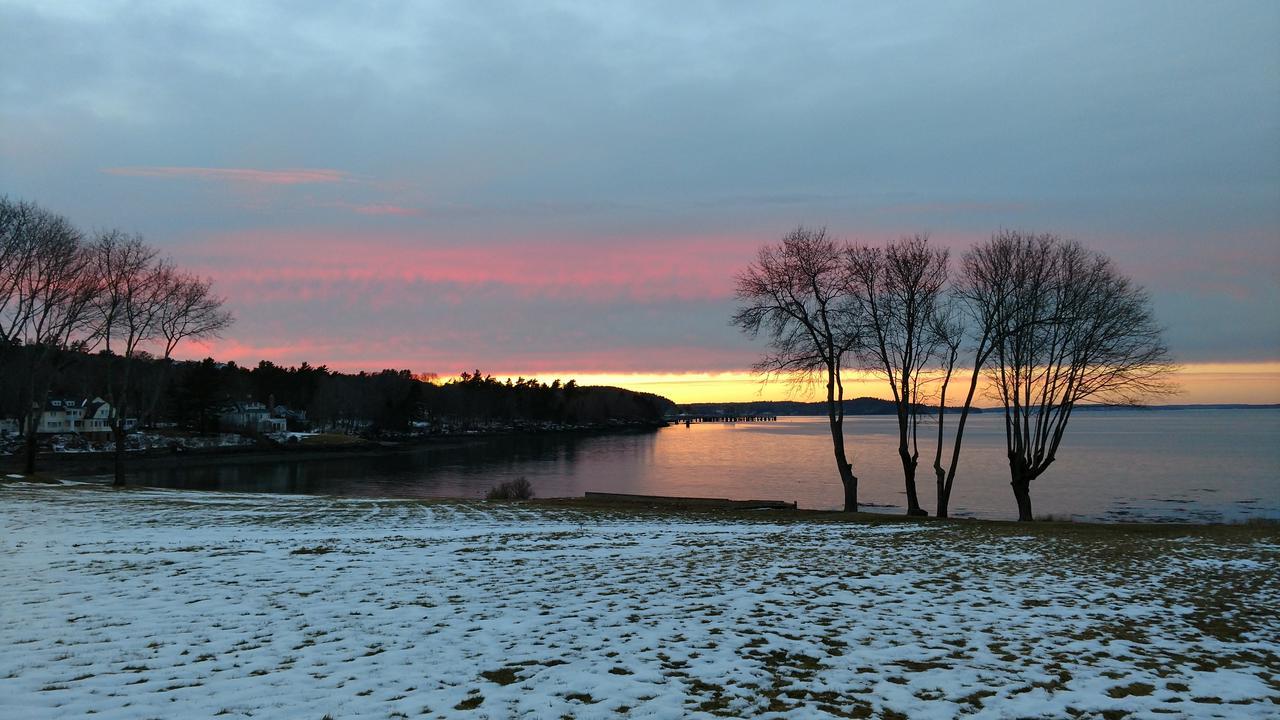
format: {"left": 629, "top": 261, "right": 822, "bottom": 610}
{"left": 492, "top": 363, "right": 1280, "bottom": 406}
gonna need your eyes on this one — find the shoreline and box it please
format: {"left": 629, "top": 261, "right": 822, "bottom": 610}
{"left": 4, "top": 476, "right": 1276, "bottom": 532}
{"left": 0, "top": 421, "right": 667, "bottom": 477}
{"left": 534, "top": 495, "right": 1280, "bottom": 534}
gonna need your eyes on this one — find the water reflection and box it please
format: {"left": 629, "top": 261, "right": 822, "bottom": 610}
{"left": 106, "top": 410, "right": 1279, "bottom": 523}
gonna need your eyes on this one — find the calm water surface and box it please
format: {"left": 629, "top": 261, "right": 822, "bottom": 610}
{"left": 110, "top": 409, "right": 1278, "bottom": 522}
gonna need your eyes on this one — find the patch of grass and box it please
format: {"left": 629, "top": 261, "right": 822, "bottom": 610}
{"left": 893, "top": 659, "right": 951, "bottom": 672}
{"left": 1108, "top": 682, "right": 1156, "bottom": 698}
{"left": 486, "top": 477, "right": 534, "bottom": 501}
{"left": 291, "top": 545, "right": 336, "bottom": 555}
{"left": 454, "top": 695, "right": 484, "bottom": 710}
{"left": 956, "top": 689, "right": 996, "bottom": 708}
{"left": 480, "top": 667, "right": 520, "bottom": 685}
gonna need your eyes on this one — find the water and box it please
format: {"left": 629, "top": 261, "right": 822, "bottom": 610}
{"left": 107, "top": 409, "right": 1279, "bottom": 523}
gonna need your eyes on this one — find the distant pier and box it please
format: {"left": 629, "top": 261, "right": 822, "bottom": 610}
{"left": 670, "top": 414, "right": 777, "bottom": 425}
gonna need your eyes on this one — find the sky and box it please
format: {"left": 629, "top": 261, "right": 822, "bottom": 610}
{"left": 2, "top": 1, "right": 1278, "bottom": 403}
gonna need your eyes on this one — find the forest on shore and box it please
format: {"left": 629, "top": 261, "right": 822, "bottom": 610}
{"left": 0, "top": 347, "right": 676, "bottom": 435}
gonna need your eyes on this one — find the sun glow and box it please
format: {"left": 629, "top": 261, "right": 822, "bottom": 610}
{"left": 511, "top": 362, "right": 1280, "bottom": 405}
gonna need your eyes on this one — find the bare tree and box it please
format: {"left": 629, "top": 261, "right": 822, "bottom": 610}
{"left": 157, "top": 271, "right": 234, "bottom": 361}
{"left": 845, "top": 235, "right": 948, "bottom": 516}
{"left": 88, "top": 230, "right": 169, "bottom": 486}
{"left": 141, "top": 270, "right": 234, "bottom": 424}
{"left": 733, "top": 227, "right": 863, "bottom": 511}
{"left": 0, "top": 199, "right": 98, "bottom": 473}
{"left": 923, "top": 295, "right": 976, "bottom": 518}
{"left": 971, "top": 231, "right": 1175, "bottom": 520}
{"left": 0, "top": 198, "right": 33, "bottom": 328}
{"left": 925, "top": 238, "right": 1023, "bottom": 519}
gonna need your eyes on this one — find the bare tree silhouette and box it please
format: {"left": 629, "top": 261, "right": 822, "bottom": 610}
{"left": 967, "top": 231, "right": 1176, "bottom": 520}
{"left": 845, "top": 235, "right": 949, "bottom": 516}
{"left": 733, "top": 227, "right": 864, "bottom": 511}
{"left": 88, "top": 230, "right": 167, "bottom": 486}
{"left": 0, "top": 199, "right": 98, "bottom": 474}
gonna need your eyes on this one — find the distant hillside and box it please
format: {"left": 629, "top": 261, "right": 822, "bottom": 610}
{"left": 676, "top": 397, "right": 982, "bottom": 416}
{"left": 568, "top": 386, "right": 677, "bottom": 423}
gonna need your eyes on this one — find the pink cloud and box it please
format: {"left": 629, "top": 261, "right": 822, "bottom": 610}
{"left": 175, "top": 229, "right": 758, "bottom": 302}
{"left": 102, "top": 166, "right": 348, "bottom": 185}
{"left": 351, "top": 203, "right": 421, "bottom": 216}
{"left": 190, "top": 334, "right": 748, "bottom": 377}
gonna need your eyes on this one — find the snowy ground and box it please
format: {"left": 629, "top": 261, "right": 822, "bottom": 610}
{"left": 1, "top": 484, "right": 1277, "bottom": 719}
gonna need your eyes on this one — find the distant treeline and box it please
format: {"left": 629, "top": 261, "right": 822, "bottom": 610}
{"left": 677, "top": 398, "right": 984, "bottom": 417}
{"left": 0, "top": 347, "right": 676, "bottom": 433}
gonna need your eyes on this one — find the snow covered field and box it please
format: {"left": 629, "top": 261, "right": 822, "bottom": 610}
{"left": 1, "top": 483, "right": 1277, "bottom": 719}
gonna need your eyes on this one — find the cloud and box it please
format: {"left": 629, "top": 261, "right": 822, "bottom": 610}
{"left": 5, "top": 2, "right": 1277, "bottom": 400}
{"left": 313, "top": 200, "right": 423, "bottom": 216}
{"left": 351, "top": 203, "right": 421, "bottom": 216}
{"left": 176, "top": 229, "right": 757, "bottom": 302}
{"left": 101, "top": 166, "right": 348, "bottom": 185}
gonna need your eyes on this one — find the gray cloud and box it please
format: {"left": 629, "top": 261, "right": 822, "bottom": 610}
{"left": 1, "top": 0, "right": 1277, "bottom": 369}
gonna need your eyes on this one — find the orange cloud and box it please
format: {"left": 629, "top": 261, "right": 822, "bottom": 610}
{"left": 102, "top": 166, "right": 348, "bottom": 185}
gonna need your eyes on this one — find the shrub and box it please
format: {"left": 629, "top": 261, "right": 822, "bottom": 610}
{"left": 486, "top": 477, "right": 534, "bottom": 500}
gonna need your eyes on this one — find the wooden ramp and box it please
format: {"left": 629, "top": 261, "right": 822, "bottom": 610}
{"left": 584, "top": 491, "right": 796, "bottom": 510}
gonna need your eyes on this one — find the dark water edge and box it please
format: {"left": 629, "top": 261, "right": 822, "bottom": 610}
{"left": 31, "top": 410, "right": 1280, "bottom": 524}
{"left": 35, "top": 429, "right": 656, "bottom": 498}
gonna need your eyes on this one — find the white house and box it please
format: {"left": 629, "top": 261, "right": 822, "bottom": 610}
{"left": 35, "top": 398, "right": 135, "bottom": 437}
{"left": 218, "top": 402, "right": 287, "bottom": 433}
{"left": 0, "top": 418, "right": 18, "bottom": 437}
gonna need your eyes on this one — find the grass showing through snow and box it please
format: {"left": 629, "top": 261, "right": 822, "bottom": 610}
{"left": 0, "top": 483, "right": 1277, "bottom": 718}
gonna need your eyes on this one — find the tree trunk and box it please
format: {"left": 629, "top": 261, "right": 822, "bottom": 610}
{"left": 934, "top": 464, "right": 949, "bottom": 519}
{"left": 899, "top": 447, "right": 926, "bottom": 516}
{"left": 840, "top": 466, "right": 857, "bottom": 511}
{"left": 111, "top": 422, "right": 126, "bottom": 488}
{"left": 22, "top": 424, "right": 37, "bottom": 475}
{"left": 834, "top": 443, "right": 855, "bottom": 509}
{"left": 1012, "top": 478, "right": 1033, "bottom": 521}
{"left": 828, "top": 414, "right": 857, "bottom": 511}
{"left": 1008, "top": 453, "right": 1038, "bottom": 521}
{"left": 22, "top": 377, "right": 39, "bottom": 475}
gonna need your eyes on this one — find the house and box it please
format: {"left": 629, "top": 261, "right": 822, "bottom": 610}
{"left": 273, "top": 405, "right": 310, "bottom": 431}
{"left": 0, "top": 418, "right": 18, "bottom": 437}
{"left": 218, "top": 402, "right": 287, "bottom": 433}
{"left": 35, "top": 398, "right": 135, "bottom": 437}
